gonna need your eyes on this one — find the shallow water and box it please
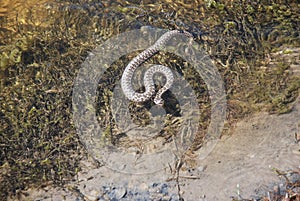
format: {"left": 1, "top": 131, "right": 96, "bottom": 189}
{"left": 1, "top": 0, "right": 299, "bottom": 200}
{"left": 184, "top": 98, "right": 300, "bottom": 200}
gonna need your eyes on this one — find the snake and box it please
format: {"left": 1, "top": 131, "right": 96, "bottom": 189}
{"left": 121, "top": 29, "right": 193, "bottom": 106}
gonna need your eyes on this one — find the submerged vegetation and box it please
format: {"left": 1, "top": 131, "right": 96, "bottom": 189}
{"left": 0, "top": 0, "right": 299, "bottom": 199}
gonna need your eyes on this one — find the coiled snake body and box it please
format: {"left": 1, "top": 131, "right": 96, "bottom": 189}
{"left": 121, "top": 30, "right": 193, "bottom": 105}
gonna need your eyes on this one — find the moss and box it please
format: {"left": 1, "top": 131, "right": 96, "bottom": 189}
{"left": 283, "top": 49, "right": 294, "bottom": 54}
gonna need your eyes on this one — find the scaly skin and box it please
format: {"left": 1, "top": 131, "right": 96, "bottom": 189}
{"left": 121, "top": 29, "right": 193, "bottom": 105}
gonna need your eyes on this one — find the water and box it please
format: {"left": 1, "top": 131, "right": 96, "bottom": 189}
{"left": 1, "top": 0, "right": 299, "bottom": 200}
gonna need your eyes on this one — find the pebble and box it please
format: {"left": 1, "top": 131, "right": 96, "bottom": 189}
{"left": 114, "top": 187, "right": 127, "bottom": 199}
{"left": 197, "top": 165, "right": 207, "bottom": 172}
{"left": 84, "top": 189, "right": 99, "bottom": 200}
{"left": 95, "top": 182, "right": 180, "bottom": 201}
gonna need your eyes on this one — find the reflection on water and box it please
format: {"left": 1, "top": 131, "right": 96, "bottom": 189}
{"left": 0, "top": 0, "right": 50, "bottom": 17}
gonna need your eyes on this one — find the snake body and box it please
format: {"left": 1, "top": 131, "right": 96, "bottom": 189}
{"left": 121, "top": 30, "right": 193, "bottom": 105}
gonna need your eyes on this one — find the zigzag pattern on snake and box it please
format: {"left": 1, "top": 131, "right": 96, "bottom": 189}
{"left": 121, "top": 29, "right": 193, "bottom": 106}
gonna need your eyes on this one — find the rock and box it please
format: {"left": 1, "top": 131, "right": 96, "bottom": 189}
{"left": 114, "top": 187, "right": 127, "bottom": 199}
{"left": 197, "top": 165, "right": 207, "bottom": 172}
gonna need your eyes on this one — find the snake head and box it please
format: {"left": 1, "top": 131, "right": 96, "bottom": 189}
{"left": 154, "top": 98, "right": 164, "bottom": 106}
